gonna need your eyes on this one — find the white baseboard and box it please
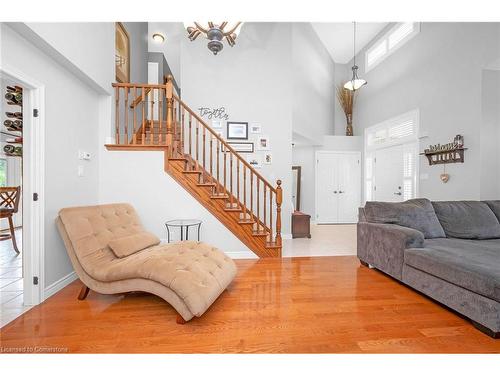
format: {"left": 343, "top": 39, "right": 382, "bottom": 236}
{"left": 43, "top": 271, "right": 78, "bottom": 301}
{"left": 282, "top": 233, "right": 292, "bottom": 240}
{"left": 224, "top": 251, "right": 258, "bottom": 259}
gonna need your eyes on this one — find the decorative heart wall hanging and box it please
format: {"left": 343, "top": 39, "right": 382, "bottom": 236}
{"left": 440, "top": 173, "right": 450, "bottom": 183}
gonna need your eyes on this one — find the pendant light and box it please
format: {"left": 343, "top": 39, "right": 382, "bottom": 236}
{"left": 344, "top": 22, "right": 367, "bottom": 91}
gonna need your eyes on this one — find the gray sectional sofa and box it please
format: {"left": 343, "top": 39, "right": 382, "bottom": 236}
{"left": 357, "top": 199, "right": 500, "bottom": 338}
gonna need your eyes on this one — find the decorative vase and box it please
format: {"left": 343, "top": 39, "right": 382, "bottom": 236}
{"left": 346, "top": 114, "right": 353, "bottom": 136}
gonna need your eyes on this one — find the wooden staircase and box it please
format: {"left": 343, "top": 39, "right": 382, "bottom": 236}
{"left": 106, "top": 78, "right": 282, "bottom": 257}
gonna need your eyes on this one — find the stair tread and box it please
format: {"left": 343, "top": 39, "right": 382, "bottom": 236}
{"left": 183, "top": 170, "right": 202, "bottom": 174}
{"left": 197, "top": 182, "right": 216, "bottom": 187}
{"left": 265, "top": 242, "right": 281, "bottom": 249}
{"left": 252, "top": 231, "right": 268, "bottom": 237}
{"left": 238, "top": 220, "right": 256, "bottom": 225}
{"left": 224, "top": 207, "right": 242, "bottom": 212}
{"left": 210, "top": 194, "right": 229, "bottom": 199}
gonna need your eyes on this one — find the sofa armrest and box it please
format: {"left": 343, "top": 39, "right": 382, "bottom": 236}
{"left": 357, "top": 222, "right": 424, "bottom": 280}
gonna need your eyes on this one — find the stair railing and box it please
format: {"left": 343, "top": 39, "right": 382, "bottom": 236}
{"left": 111, "top": 78, "right": 282, "bottom": 248}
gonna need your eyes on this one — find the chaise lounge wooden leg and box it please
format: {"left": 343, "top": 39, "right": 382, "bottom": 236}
{"left": 77, "top": 286, "right": 90, "bottom": 300}
{"left": 176, "top": 314, "right": 187, "bottom": 325}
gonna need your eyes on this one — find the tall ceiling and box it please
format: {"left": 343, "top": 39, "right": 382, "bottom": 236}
{"left": 311, "top": 22, "right": 389, "bottom": 64}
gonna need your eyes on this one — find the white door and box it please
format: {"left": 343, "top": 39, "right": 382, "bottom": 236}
{"left": 337, "top": 153, "right": 361, "bottom": 222}
{"left": 316, "top": 153, "right": 338, "bottom": 223}
{"left": 373, "top": 142, "right": 417, "bottom": 202}
{"left": 316, "top": 152, "right": 361, "bottom": 224}
{"left": 374, "top": 145, "right": 405, "bottom": 202}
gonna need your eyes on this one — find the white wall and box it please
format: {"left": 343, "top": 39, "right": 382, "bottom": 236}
{"left": 124, "top": 22, "right": 148, "bottom": 84}
{"left": 99, "top": 151, "right": 256, "bottom": 258}
{"left": 292, "top": 23, "right": 335, "bottom": 143}
{"left": 348, "top": 22, "right": 500, "bottom": 201}
{"left": 1, "top": 24, "right": 102, "bottom": 287}
{"left": 180, "top": 22, "right": 293, "bottom": 237}
{"left": 10, "top": 23, "right": 114, "bottom": 94}
{"left": 480, "top": 69, "right": 500, "bottom": 199}
{"left": 148, "top": 22, "right": 184, "bottom": 84}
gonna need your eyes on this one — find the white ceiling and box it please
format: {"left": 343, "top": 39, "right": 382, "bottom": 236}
{"left": 311, "top": 22, "right": 388, "bottom": 64}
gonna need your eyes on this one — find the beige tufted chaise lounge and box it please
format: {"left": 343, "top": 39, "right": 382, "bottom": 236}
{"left": 56, "top": 203, "right": 237, "bottom": 323}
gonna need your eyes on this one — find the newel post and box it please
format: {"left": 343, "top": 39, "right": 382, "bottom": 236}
{"left": 276, "top": 180, "right": 282, "bottom": 247}
{"left": 166, "top": 75, "right": 174, "bottom": 157}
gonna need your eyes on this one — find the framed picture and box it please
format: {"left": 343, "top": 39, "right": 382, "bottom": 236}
{"left": 115, "top": 22, "right": 130, "bottom": 83}
{"left": 227, "top": 122, "right": 248, "bottom": 140}
{"left": 263, "top": 153, "right": 272, "bottom": 165}
{"left": 246, "top": 154, "right": 262, "bottom": 169}
{"left": 250, "top": 123, "right": 262, "bottom": 134}
{"left": 211, "top": 120, "right": 223, "bottom": 129}
{"left": 222, "top": 142, "right": 254, "bottom": 153}
{"left": 257, "top": 135, "right": 271, "bottom": 150}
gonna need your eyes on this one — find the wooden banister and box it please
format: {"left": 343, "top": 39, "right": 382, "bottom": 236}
{"left": 173, "top": 93, "right": 276, "bottom": 192}
{"left": 129, "top": 87, "right": 151, "bottom": 109}
{"left": 109, "top": 81, "right": 282, "bottom": 254}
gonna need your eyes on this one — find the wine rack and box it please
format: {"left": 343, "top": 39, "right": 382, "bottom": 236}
{"left": 3, "top": 85, "right": 23, "bottom": 157}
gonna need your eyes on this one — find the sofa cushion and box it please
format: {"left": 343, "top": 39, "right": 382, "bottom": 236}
{"left": 364, "top": 198, "right": 445, "bottom": 239}
{"left": 484, "top": 201, "right": 500, "bottom": 223}
{"left": 432, "top": 201, "right": 500, "bottom": 239}
{"left": 405, "top": 238, "right": 500, "bottom": 302}
{"left": 108, "top": 231, "right": 160, "bottom": 258}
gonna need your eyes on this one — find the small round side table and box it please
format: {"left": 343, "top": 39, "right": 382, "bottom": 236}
{"left": 165, "top": 219, "right": 202, "bottom": 243}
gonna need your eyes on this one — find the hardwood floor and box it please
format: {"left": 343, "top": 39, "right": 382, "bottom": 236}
{"left": 0, "top": 256, "right": 498, "bottom": 353}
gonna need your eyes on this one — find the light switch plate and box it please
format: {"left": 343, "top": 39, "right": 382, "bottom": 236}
{"left": 78, "top": 165, "right": 84, "bottom": 177}
{"left": 78, "top": 151, "right": 91, "bottom": 160}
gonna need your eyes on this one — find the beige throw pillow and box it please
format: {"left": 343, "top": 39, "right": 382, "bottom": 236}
{"left": 108, "top": 232, "right": 160, "bottom": 258}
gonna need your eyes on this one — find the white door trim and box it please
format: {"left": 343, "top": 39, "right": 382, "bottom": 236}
{"left": 1, "top": 64, "right": 45, "bottom": 306}
{"left": 315, "top": 150, "right": 362, "bottom": 224}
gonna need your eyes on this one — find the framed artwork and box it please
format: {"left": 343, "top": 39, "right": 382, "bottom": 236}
{"left": 250, "top": 123, "right": 262, "bottom": 134}
{"left": 257, "top": 135, "right": 271, "bottom": 150}
{"left": 222, "top": 142, "right": 254, "bottom": 153}
{"left": 263, "top": 153, "right": 273, "bottom": 165}
{"left": 246, "top": 154, "right": 262, "bottom": 169}
{"left": 115, "top": 22, "right": 130, "bottom": 83}
{"left": 227, "top": 122, "right": 248, "bottom": 140}
{"left": 211, "top": 120, "right": 223, "bottom": 129}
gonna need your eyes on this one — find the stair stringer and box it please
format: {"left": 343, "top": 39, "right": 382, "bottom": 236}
{"left": 164, "top": 152, "right": 281, "bottom": 258}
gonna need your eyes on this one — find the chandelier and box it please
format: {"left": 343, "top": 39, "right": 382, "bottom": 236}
{"left": 344, "top": 22, "right": 367, "bottom": 91}
{"left": 184, "top": 22, "right": 243, "bottom": 55}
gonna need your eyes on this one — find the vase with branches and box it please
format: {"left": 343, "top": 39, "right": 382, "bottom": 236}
{"left": 336, "top": 86, "right": 356, "bottom": 136}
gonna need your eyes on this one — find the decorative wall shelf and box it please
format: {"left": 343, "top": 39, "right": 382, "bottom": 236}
{"left": 420, "top": 147, "right": 467, "bottom": 165}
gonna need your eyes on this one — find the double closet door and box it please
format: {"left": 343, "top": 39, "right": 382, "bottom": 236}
{"left": 315, "top": 151, "right": 361, "bottom": 224}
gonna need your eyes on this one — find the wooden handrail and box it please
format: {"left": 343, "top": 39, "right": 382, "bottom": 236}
{"left": 129, "top": 87, "right": 151, "bottom": 109}
{"left": 111, "top": 80, "right": 282, "bottom": 251}
{"left": 172, "top": 93, "right": 276, "bottom": 193}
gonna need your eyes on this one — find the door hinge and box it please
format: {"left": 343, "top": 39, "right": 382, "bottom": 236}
{"left": 33, "top": 192, "right": 39, "bottom": 201}
{"left": 374, "top": 157, "right": 376, "bottom": 163}
{"left": 33, "top": 108, "right": 39, "bottom": 117}
{"left": 33, "top": 276, "right": 39, "bottom": 285}
{"left": 374, "top": 186, "right": 377, "bottom": 191}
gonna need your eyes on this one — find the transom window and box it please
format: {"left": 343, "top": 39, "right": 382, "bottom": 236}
{"left": 365, "top": 22, "right": 420, "bottom": 72}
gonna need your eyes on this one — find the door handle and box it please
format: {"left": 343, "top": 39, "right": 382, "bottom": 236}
{"left": 333, "top": 191, "right": 338, "bottom": 194}
{"left": 339, "top": 191, "right": 345, "bottom": 194}
{"left": 394, "top": 192, "right": 402, "bottom": 196}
